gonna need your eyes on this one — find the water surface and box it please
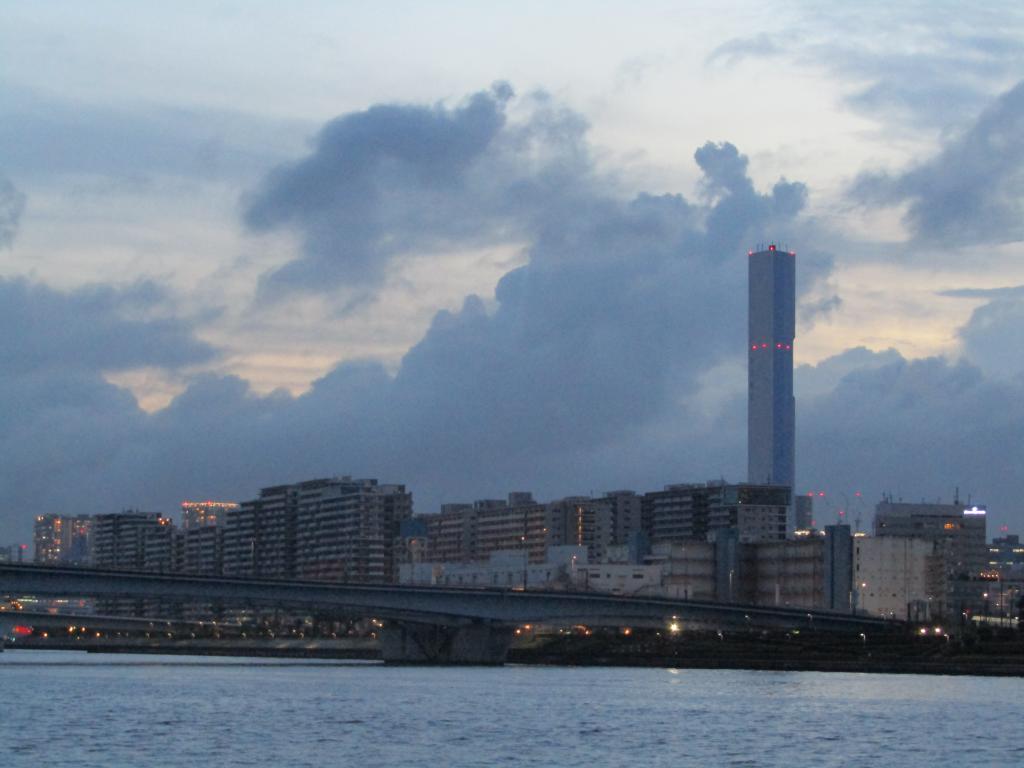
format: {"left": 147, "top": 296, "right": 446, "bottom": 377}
{"left": 1, "top": 650, "right": 1019, "bottom": 767}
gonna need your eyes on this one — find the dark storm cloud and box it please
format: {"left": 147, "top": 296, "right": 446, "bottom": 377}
{"left": 0, "top": 278, "right": 217, "bottom": 373}
{"left": 798, "top": 293, "right": 842, "bottom": 327}
{"left": 0, "top": 174, "right": 26, "bottom": 247}
{"left": 1, "top": 87, "right": 816, "bottom": 542}
{"left": 850, "top": 80, "right": 1024, "bottom": 245}
{"left": 244, "top": 84, "right": 808, "bottom": 297}
{"left": 795, "top": 346, "right": 902, "bottom": 399}
{"left": 0, "top": 278, "right": 219, "bottom": 543}
{"left": 6, "top": 85, "right": 1024, "bottom": 545}
{"left": 694, "top": 141, "right": 806, "bottom": 256}
{"left": 950, "top": 289, "right": 1024, "bottom": 379}
{"left": 236, "top": 131, "right": 802, "bottom": 455}
{"left": 798, "top": 353, "right": 1024, "bottom": 516}
{"left": 244, "top": 83, "right": 518, "bottom": 292}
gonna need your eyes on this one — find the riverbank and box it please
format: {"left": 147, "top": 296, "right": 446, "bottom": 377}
{"left": 509, "top": 628, "right": 1024, "bottom": 676}
{"left": 6, "top": 628, "right": 1023, "bottom": 676}
{"left": 2, "top": 636, "right": 378, "bottom": 659}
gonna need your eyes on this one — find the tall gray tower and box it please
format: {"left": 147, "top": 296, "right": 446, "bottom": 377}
{"left": 747, "top": 244, "right": 795, "bottom": 493}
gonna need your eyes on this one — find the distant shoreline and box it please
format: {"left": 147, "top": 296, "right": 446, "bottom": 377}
{"left": 5, "top": 638, "right": 1024, "bottom": 677}
{"left": 506, "top": 651, "right": 1024, "bottom": 677}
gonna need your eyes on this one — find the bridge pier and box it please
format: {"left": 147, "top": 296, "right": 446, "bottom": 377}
{"left": 379, "top": 621, "right": 513, "bottom": 665}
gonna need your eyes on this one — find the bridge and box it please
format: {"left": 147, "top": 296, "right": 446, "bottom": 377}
{"left": 0, "top": 564, "right": 897, "bottom": 664}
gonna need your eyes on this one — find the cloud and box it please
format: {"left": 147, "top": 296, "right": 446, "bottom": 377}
{"left": 0, "top": 277, "right": 220, "bottom": 544}
{"left": 706, "top": 10, "right": 1024, "bottom": 131}
{"left": 0, "top": 83, "right": 308, "bottom": 183}
{"left": 940, "top": 285, "right": 1024, "bottom": 299}
{"left": 795, "top": 346, "right": 902, "bottom": 399}
{"left": 244, "top": 83, "right": 520, "bottom": 294}
{"left": 244, "top": 85, "right": 811, "bottom": 298}
{"left": 798, "top": 353, "right": 1024, "bottom": 516}
{"left": 0, "top": 278, "right": 217, "bottom": 374}
{"left": 797, "top": 293, "right": 842, "bottom": 328}
{"left": 830, "top": 25, "right": 1024, "bottom": 129}
{"left": 705, "top": 33, "right": 784, "bottom": 67}
{"left": 850, "top": 80, "right": 1024, "bottom": 245}
{"left": 1, "top": 87, "right": 817, "bottom": 543}
{"left": 951, "top": 289, "right": 1024, "bottom": 379}
{"left": 7, "top": 84, "right": 1024, "bottom": 546}
{"left": 0, "top": 174, "right": 26, "bottom": 247}
{"left": 694, "top": 142, "right": 807, "bottom": 257}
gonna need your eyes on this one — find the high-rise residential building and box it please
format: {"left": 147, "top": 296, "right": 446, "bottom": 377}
{"left": 644, "top": 484, "right": 715, "bottom": 542}
{"left": 547, "top": 497, "right": 619, "bottom": 564}
{"left": 602, "top": 490, "right": 645, "bottom": 552}
{"left": 177, "top": 526, "right": 224, "bottom": 576}
{"left": 393, "top": 518, "right": 429, "bottom": 580}
{"left": 223, "top": 481, "right": 304, "bottom": 578}
{"left": 91, "top": 511, "right": 173, "bottom": 571}
{"left": 223, "top": 476, "right": 412, "bottom": 583}
{"left": 474, "top": 497, "right": 552, "bottom": 564}
{"left": 181, "top": 500, "right": 238, "bottom": 530}
{"left": 421, "top": 494, "right": 540, "bottom": 563}
{"left": 424, "top": 503, "right": 478, "bottom": 563}
{"left": 34, "top": 514, "right": 66, "bottom": 564}
{"left": 644, "top": 482, "right": 790, "bottom": 544}
{"left": 65, "top": 516, "right": 93, "bottom": 564}
{"left": 295, "top": 478, "right": 412, "bottom": 583}
{"left": 33, "top": 514, "right": 93, "bottom": 565}
{"left": 90, "top": 511, "right": 174, "bottom": 616}
{"left": 747, "top": 244, "right": 796, "bottom": 505}
{"left": 417, "top": 491, "right": 645, "bottom": 566}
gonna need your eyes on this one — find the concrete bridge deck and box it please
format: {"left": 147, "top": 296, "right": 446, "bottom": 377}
{"left": 1, "top": 564, "right": 898, "bottom": 663}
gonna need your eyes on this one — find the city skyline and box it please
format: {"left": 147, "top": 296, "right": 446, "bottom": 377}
{"left": 2, "top": 3, "right": 1024, "bottom": 544}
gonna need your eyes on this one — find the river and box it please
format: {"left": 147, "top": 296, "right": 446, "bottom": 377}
{"left": 1, "top": 650, "right": 1020, "bottom": 767}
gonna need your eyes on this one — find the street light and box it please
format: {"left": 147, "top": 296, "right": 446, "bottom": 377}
{"left": 520, "top": 535, "right": 528, "bottom": 589}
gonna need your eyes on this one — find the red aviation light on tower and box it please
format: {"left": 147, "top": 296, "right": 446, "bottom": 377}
{"left": 747, "top": 239, "right": 795, "bottom": 495}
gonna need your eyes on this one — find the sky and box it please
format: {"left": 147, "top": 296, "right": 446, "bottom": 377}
{"left": 1, "top": 1, "right": 1024, "bottom": 544}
